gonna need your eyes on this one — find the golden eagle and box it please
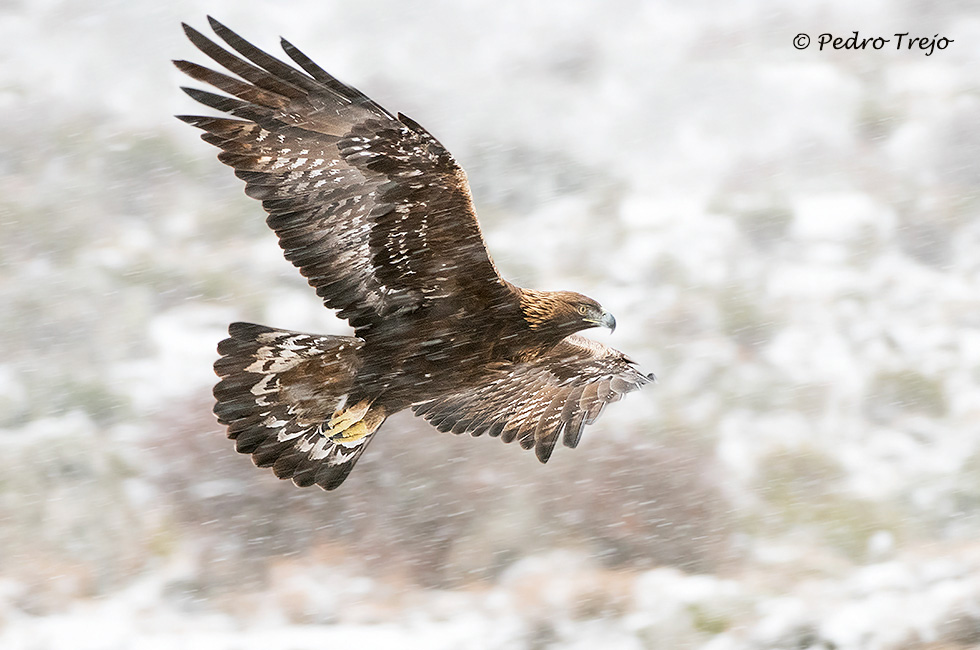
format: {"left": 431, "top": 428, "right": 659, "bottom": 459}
{"left": 175, "top": 18, "right": 654, "bottom": 490}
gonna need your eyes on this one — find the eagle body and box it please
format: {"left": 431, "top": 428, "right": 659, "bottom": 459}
{"left": 178, "top": 18, "right": 653, "bottom": 490}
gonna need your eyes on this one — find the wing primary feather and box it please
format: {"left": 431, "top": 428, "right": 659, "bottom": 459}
{"left": 533, "top": 394, "right": 567, "bottom": 463}
{"left": 585, "top": 401, "right": 607, "bottom": 425}
{"left": 560, "top": 385, "right": 588, "bottom": 449}
{"left": 173, "top": 60, "right": 289, "bottom": 109}
{"left": 564, "top": 411, "right": 588, "bottom": 449}
{"left": 279, "top": 38, "right": 333, "bottom": 82}
{"left": 585, "top": 380, "right": 612, "bottom": 424}
{"left": 609, "top": 376, "right": 632, "bottom": 394}
{"left": 535, "top": 421, "right": 564, "bottom": 464}
{"left": 175, "top": 114, "right": 247, "bottom": 131}
{"left": 181, "top": 87, "right": 252, "bottom": 114}
{"left": 560, "top": 385, "right": 585, "bottom": 423}
{"left": 182, "top": 22, "right": 308, "bottom": 98}
{"left": 206, "top": 17, "right": 324, "bottom": 94}
{"left": 578, "top": 382, "right": 601, "bottom": 417}
{"left": 278, "top": 37, "right": 388, "bottom": 114}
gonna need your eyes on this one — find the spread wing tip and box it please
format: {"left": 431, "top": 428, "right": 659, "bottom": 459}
{"left": 174, "top": 114, "right": 220, "bottom": 128}
{"left": 413, "top": 332, "right": 655, "bottom": 462}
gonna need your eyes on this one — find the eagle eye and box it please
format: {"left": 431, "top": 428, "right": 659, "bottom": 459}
{"left": 577, "top": 305, "right": 591, "bottom": 316}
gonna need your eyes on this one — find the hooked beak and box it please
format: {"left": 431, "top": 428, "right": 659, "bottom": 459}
{"left": 599, "top": 309, "right": 617, "bottom": 334}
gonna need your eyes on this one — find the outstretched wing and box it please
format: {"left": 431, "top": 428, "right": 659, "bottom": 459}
{"left": 412, "top": 335, "right": 654, "bottom": 463}
{"left": 175, "top": 17, "right": 512, "bottom": 335}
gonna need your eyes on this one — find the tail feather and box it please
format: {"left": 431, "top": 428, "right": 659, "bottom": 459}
{"left": 213, "top": 322, "right": 375, "bottom": 490}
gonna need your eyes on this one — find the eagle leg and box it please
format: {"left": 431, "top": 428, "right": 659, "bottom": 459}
{"left": 328, "top": 402, "right": 385, "bottom": 443}
{"left": 329, "top": 398, "right": 372, "bottom": 430}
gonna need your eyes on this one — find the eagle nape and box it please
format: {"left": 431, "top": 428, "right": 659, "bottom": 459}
{"left": 180, "top": 17, "right": 654, "bottom": 490}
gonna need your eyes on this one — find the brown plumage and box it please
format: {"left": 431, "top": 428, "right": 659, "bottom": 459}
{"left": 177, "top": 17, "right": 654, "bottom": 490}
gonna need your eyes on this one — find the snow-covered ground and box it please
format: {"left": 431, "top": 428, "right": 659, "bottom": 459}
{"left": 1, "top": 0, "right": 979, "bottom": 648}
{"left": 5, "top": 545, "right": 980, "bottom": 649}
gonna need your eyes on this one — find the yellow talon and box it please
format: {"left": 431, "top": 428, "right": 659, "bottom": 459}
{"left": 327, "top": 403, "right": 386, "bottom": 444}
{"left": 329, "top": 420, "right": 372, "bottom": 443}
{"left": 329, "top": 399, "right": 371, "bottom": 430}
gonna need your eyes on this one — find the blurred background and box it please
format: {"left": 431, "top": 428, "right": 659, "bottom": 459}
{"left": 1, "top": 0, "right": 979, "bottom": 648}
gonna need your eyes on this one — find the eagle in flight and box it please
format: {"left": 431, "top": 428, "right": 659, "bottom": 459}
{"left": 176, "top": 17, "right": 654, "bottom": 490}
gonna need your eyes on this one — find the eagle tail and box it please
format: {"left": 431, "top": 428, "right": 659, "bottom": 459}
{"left": 213, "top": 322, "right": 377, "bottom": 490}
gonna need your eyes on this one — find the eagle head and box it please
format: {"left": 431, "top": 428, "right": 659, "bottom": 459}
{"left": 520, "top": 289, "right": 616, "bottom": 337}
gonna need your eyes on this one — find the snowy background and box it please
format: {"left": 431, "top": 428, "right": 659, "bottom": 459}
{"left": 2, "top": 0, "right": 980, "bottom": 648}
